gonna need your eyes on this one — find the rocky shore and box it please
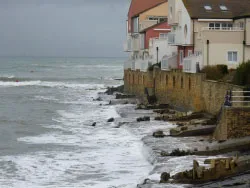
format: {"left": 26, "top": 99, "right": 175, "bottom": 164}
{"left": 100, "top": 86, "right": 250, "bottom": 188}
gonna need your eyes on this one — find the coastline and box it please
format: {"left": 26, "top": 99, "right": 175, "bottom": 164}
{"left": 102, "top": 86, "right": 250, "bottom": 188}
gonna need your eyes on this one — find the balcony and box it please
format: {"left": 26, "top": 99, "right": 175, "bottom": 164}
{"left": 168, "top": 30, "right": 183, "bottom": 45}
{"left": 202, "top": 27, "right": 244, "bottom": 31}
{"left": 183, "top": 55, "right": 203, "bottom": 73}
{"left": 161, "top": 55, "right": 178, "bottom": 71}
{"left": 132, "top": 59, "right": 153, "bottom": 72}
{"left": 139, "top": 20, "right": 158, "bottom": 32}
{"left": 123, "top": 37, "right": 132, "bottom": 52}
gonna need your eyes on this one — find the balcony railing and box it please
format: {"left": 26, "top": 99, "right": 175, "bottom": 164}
{"left": 139, "top": 20, "right": 158, "bottom": 32}
{"left": 123, "top": 38, "right": 132, "bottom": 52}
{"left": 202, "top": 27, "right": 244, "bottom": 31}
{"left": 168, "top": 32, "right": 175, "bottom": 44}
{"left": 183, "top": 55, "right": 203, "bottom": 73}
{"left": 161, "top": 55, "right": 178, "bottom": 71}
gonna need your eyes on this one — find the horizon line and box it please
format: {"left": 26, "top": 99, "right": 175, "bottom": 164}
{"left": 0, "top": 55, "right": 128, "bottom": 59}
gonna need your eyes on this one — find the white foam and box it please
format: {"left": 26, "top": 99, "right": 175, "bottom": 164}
{"left": 0, "top": 80, "right": 42, "bottom": 87}
{"left": 11, "top": 105, "right": 152, "bottom": 188}
{"left": 0, "top": 80, "right": 105, "bottom": 90}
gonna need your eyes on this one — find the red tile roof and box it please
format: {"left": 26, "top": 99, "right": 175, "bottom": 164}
{"left": 128, "top": 0, "right": 167, "bottom": 18}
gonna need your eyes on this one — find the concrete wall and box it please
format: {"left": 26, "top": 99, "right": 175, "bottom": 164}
{"left": 124, "top": 69, "right": 244, "bottom": 115}
{"left": 214, "top": 107, "right": 250, "bottom": 140}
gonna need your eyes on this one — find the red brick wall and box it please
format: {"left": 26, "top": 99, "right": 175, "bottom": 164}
{"left": 144, "top": 22, "right": 171, "bottom": 49}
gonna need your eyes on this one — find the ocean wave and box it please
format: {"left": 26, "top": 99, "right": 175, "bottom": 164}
{"left": 0, "top": 80, "right": 106, "bottom": 90}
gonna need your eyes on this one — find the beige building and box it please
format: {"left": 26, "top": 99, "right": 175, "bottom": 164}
{"left": 168, "top": 0, "right": 250, "bottom": 72}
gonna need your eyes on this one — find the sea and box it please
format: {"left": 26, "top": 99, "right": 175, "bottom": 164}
{"left": 0, "top": 57, "right": 152, "bottom": 188}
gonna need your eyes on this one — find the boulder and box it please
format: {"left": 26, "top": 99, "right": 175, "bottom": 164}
{"left": 169, "top": 148, "right": 193, "bottom": 156}
{"left": 107, "top": 118, "right": 115, "bottom": 122}
{"left": 91, "top": 122, "right": 96, "bottom": 127}
{"left": 115, "top": 93, "right": 135, "bottom": 99}
{"left": 105, "top": 85, "right": 124, "bottom": 95}
{"left": 136, "top": 116, "right": 150, "bottom": 122}
{"left": 160, "top": 172, "right": 170, "bottom": 183}
{"left": 161, "top": 151, "right": 169, "bottom": 156}
{"left": 93, "top": 97, "right": 102, "bottom": 101}
{"left": 152, "top": 131, "right": 165, "bottom": 138}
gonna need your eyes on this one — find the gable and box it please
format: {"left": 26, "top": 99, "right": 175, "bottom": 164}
{"left": 128, "top": 0, "right": 167, "bottom": 18}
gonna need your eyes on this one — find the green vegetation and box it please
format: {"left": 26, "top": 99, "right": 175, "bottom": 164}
{"left": 201, "top": 64, "right": 228, "bottom": 81}
{"left": 233, "top": 60, "right": 250, "bottom": 86}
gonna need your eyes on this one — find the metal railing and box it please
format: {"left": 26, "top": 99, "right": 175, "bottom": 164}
{"left": 202, "top": 27, "right": 244, "bottom": 31}
{"left": 224, "top": 90, "right": 250, "bottom": 107}
{"left": 139, "top": 20, "right": 158, "bottom": 31}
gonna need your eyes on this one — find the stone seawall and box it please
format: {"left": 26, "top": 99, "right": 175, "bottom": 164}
{"left": 124, "top": 68, "right": 243, "bottom": 115}
{"left": 214, "top": 107, "right": 250, "bottom": 140}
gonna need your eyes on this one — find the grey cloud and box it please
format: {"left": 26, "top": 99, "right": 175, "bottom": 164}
{"left": 0, "top": 0, "right": 129, "bottom": 57}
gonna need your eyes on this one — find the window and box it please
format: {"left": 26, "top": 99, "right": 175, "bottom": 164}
{"left": 148, "top": 16, "right": 167, "bottom": 23}
{"left": 240, "top": 22, "right": 244, "bottom": 29}
{"left": 188, "top": 50, "right": 193, "bottom": 56}
{"left": 228, "top": 51, "right": 238, "bottom": 62}
{"left": 204, "top": 5, "right": 212, "bottom": 11}
{"left": 159, "top": 33, "right": 168, "bottom": 39}
{"left": 209, "top": 23, "right": 215, "bottom": 29}
{"left": 179, "top": 50, "right": 184, "bottom": 65}
{"left": 220, "top": 5, "right": 228, "bottom": 11}
{"left": 215, "top": 23, "right": 220, "bottom": 30}
{"left": 132, "top": 17, "right": 139, "bottom": 33}
{"left": 209, "top": 22, "right": 233, "bottom": 30}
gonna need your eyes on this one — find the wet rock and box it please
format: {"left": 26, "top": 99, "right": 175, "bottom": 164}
{"left": 107, "top": 118, "right": 115, "bottom": 122}
{"left": 93, "top": 97, "right": 102, "bottom": 101}
{"left": 160, "top": 172, "right": 170, "bottom": 183}
{"left": 153, "top": 109, "right": 170, "bottom": 114}
{"left": 136, "top": 116, "right": 150, "bottom": 122}
{"left": 136, "top": 104, "right": 146, "bottom": 110}
{"left": 152, "top": 131, "right": 165, "bottom": 138}
{"left": 105, "top": 85, "right": 124, "bottom": 95}
{"left": 91, "top": 122, "right": 96, "bottom": 127}
{"left": 169, "top": 148, "right": 193, "bottom": 156}
{"left": 115, "top": 93, "right": 135, "bottom": 99}
{"left": 169, "top": 128, "right": 180, "bottom": 135}
{"left": 180, "top": 126, "right": 188, "bottom": 131}
{"left": 161, "top": 151, "right": 169, "bottom": 156}
{"left": 177, "top": 123, "right": 185, "bottom": 127}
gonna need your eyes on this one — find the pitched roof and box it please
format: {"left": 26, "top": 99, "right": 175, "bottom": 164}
{"left": 183, "top": 0, "right": 250, "bottom": 19}
{"left": 128, "top": 0, "right": 167, "bottom": 18}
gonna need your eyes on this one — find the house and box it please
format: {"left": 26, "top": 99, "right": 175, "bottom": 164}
{"left": 124, "top": 0, "right": 175, "bottom": 71}
{"left": 168, "top": 0, "right": 250, "bottom": 73}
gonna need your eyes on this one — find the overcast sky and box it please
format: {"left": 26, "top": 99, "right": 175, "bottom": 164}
{"left": 0, "top": 0, "right": 130, "bottom": 57}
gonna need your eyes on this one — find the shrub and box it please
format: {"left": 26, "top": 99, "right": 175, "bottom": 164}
{"left": 201, "top": 64, "right": 228, "bottom": 80}
{"left": 233, "top": 60, "right": 250, "bottom": 86}
{"left": 216, "top": 64, "right": 228, "bottom": 74}
{"left": 147, "top": 62, "right": 161, "bottom": 71}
